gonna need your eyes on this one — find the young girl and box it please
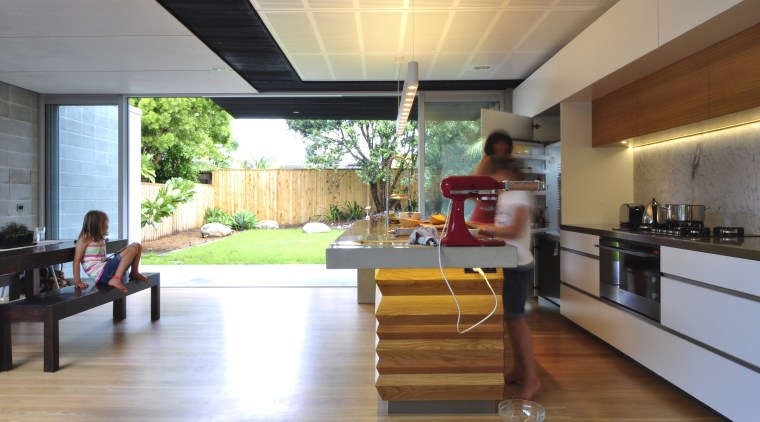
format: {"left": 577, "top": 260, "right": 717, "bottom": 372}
{"left": 477, "top": 156, "right": 541, "bottom": 401}
{"left": 73, "top": 210, "right": 148, "bottom": 293}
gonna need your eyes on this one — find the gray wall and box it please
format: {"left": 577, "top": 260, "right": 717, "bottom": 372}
{"left": 0, "top": 81, "right": 39, "bottom": 229}
{"left": 633, "top": 121, "right": 760, "bottom": 233}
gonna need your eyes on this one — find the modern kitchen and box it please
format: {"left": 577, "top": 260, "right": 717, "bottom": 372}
{"left": 1, "top": 0, "right": 760, "bottom": 420}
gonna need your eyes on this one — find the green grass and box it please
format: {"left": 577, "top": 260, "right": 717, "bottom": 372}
{"left": 142, "top": 228, "right": 345, "bottom": 265}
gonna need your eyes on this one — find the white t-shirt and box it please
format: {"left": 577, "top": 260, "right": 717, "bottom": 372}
{"left": 494, "top": 190, "right": 535, "bottom": 266}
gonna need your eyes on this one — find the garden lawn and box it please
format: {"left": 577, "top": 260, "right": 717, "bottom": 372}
{"left": 142, "top": 228, "right": 345, "bottom": 265}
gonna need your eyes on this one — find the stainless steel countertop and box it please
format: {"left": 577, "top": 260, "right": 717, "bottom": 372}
{"left": 326, "top": 220, "right": 517, "bottom": 269}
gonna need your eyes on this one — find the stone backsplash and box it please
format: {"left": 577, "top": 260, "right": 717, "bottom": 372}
{"left": 633, "top": 121, "right": 760, "bottom": 233}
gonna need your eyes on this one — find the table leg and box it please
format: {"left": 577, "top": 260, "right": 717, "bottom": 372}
{"left": 43, "top": 316, "right": 59, "bottom": 372}
{"left": 150, "top": 282, "right": 160, "bottom": 320}
{"left": 0, "top": 321, "right": 12, "bottom": 371}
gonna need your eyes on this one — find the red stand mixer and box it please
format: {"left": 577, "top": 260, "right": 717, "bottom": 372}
{"left": 439, "top": 175, "right": 545, "bottom": 247}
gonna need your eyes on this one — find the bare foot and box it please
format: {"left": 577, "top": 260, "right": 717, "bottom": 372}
{"left": 505, "top": 370, "right": 524, "bottom": 384}
{"left": 107, "top": 278, "right": 129, "bottom": 293}
{"left": 513, "top": 378, "right": 541, "bottom": 401}
{"left": 129, "top": 272, "right": 149, "bottom": 283}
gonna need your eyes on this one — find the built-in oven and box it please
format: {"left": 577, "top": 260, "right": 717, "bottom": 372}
{"left": 598, "top": 238, "right": 660, "bottom": 322}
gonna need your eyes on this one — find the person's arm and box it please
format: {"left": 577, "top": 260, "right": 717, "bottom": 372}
{"left": 479, "top": 203, "right": 530, "bottom": 239}
{"left": 72, "top": 237, "right": 89, "bottom": 289}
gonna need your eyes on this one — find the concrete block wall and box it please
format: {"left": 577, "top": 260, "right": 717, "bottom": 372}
{"left": 57, "top": 105, "right": 120, "bottom": 240}
{"left": 0, "top": 81, "right": 39, "bottom": 229}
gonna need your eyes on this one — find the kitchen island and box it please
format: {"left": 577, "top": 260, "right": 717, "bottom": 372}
{"left": 560, "top": 224, "right": 760, "bottom": 421}
{"left": 326, "top": 220, "right": 518, "bottom": 414}
{"left": 326, "top": 219, "right": 516, "bottom": 303}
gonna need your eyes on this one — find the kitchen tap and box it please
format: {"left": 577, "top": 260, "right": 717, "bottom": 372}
{"left": 385, "top": 154, "right": 409, "bottom": 234}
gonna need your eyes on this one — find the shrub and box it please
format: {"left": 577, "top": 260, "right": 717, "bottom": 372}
{"left": 141, "top": 177, "right": 197, "bottom": 229}
{"left": 204, "top": 207, "right": 234, "bottom": 227}
{"left": 342, "top": 201, "right": 365, "bottom": 220}
{"left": 323, "top": 204, "right": 345, "bottom": 222}
{"left": 231, "top": 211, "right": 258, "bottom": 231}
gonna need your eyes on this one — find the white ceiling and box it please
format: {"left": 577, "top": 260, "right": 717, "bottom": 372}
{"left": 254, "top": 0, "right": 617, "bottom": 83}
{"left": 0, "top": 0, "right": 617, "bottom": 96}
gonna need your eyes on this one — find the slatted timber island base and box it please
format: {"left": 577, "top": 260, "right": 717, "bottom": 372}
{"left": 374, "top": 267, "right": 505, "bottom": 414}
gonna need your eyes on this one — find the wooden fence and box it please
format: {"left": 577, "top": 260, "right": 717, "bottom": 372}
{"left": 212, "top": 169, "right": 370, "bottom": 224}
{"left": 140, "top": 169, "right": 374, "bottom": 241}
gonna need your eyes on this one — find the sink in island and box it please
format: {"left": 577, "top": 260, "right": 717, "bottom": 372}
{"left": 326, "top": 220, "right": 519, "bottom": 414}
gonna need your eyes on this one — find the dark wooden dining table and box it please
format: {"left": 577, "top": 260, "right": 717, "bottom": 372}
{"left": 0, "top": 239, "right": 127, "bottom": 297}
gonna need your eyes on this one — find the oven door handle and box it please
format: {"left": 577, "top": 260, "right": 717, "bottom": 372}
{"left": 596, "top": 244, "right": 658, "bottom": 258}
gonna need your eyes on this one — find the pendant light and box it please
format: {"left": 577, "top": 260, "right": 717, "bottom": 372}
{"left": 396, "top": 1, "right": 417, "bottom": 135}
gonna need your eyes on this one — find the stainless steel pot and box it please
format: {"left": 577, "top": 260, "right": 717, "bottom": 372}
{"left": 662, "top": 204, "right": 708, "bottom": 222}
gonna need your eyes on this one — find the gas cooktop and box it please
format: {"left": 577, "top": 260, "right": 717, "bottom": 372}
{"left": 615, "top": 225, "right": 751, "bottom": 239}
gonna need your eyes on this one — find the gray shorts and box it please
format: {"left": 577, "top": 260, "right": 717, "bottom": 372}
{"left": 502, "top": 264, "right": 534, "bottom": 319}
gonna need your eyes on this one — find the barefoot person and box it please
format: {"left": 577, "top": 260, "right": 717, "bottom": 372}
{"left": 73, "top": 210, "right": 148, "bottom": 293}
{"left": 477, "top": 156, "right": 541, "bottom": 400}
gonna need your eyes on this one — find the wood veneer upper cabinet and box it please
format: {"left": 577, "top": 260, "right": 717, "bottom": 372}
{"left": 708, "top": 24, "right": 760, "bottom": 117}
{"left": 638, "top": 50, "right": 709, "bottom": 134}
{"left": 592, "top": 81, "right": 639, "bottom": 147}
{"left": 592, "top": 23, "right": 760, "bottom": 147}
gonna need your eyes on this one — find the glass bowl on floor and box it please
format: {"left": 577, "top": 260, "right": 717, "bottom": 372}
{"left": 498, "top": 399, "right": 546, "bottom": 422}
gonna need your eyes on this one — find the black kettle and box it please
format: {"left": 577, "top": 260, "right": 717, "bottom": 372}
{"left": 642, "top": 198, "right": 659, "bottom": 225}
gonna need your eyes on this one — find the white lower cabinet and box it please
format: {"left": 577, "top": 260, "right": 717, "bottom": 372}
{"left": 559, "top": 231, "right": 600, "bottom": 296}
{"left": 561, "top": 284, "right": 759, "bottom": 422}
{"left": 661, "top": 276, "right": 760, "bottom": 368}
{"left": 559, "top": 250, "right": 599, "bottom": 296}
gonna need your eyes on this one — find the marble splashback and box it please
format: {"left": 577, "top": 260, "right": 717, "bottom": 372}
{"left": 633, "top": 121, "right": 760, "bottom": 233}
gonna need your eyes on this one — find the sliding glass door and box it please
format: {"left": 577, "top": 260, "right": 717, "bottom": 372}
{"left": 417, "top": 92, "right": 504, "bottom": 217}
{"left": 43, "top": 97, "right": 127, "bottom": 240}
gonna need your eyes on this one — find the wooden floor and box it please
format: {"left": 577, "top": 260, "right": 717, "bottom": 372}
{"left": 0, "top": 287, "right": 725, "bottom": 421}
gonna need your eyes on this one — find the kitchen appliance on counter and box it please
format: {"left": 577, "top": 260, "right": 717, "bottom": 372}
{"left": 619, "top": 203, "right": 645, "bottom": 230}
{"left": 439, "top": 175, "right": 545, "bottom": 246}
{"left": 599, "top": 237, "right": 661, "bottom": 321}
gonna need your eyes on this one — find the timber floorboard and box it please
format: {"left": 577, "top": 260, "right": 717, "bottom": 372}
{"left": 0, "top": 287, "right": 725, "bottom": 421}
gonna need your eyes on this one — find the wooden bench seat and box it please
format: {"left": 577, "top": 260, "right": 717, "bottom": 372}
{"left": 0, "top": 272, "right": 160, "bottom": 372}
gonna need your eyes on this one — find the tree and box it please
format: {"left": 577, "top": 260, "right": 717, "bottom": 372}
{"left": 422, "top": 120, "right": 482, "bottom": 214}
{"left": 286, "top": 120, "right": 417, "bottom": 212}
{"left": 130, "top": 98, "right": 238, "bottom": 182}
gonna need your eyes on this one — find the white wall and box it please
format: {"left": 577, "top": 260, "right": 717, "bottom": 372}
{"left": 560, "top": 101, "right": 633, "bottom": 226}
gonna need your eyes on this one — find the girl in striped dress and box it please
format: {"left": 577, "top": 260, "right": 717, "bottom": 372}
{"left": 73, "top": 210, "right": 148, "bottom": 293}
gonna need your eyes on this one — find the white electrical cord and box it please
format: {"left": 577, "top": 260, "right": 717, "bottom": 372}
{"left": 436, "top": 199, "right": 499, "bottom": 334}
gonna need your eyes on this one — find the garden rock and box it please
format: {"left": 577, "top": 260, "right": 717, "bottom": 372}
{"left": 201, "top": 223, "right": 232, "bottom": 238}
{"left": 257, "top": 220, "right": 279, "bottom": 230}
{"left": 302, "top": 222, "right": 331, "bottom": 233}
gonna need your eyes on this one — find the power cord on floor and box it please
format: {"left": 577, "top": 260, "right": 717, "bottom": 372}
{"left": 436, "top": 200, "right": 499, "bottom": 334}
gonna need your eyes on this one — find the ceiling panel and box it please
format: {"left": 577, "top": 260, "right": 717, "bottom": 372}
{"left": 261, "top": 13, "right": 321, "bottom": 54}
{"left": 482, "top": 11, "right": 547, "bottom": 52}
{"left": 443, "top": 11, "right": 500, "bottom": 51}
{"left": 313, "top": 12, "right": 362, "bottom": 53}
{"left": 360, "top": 11, "right": 404, "bottom": 51}
{"left": 519, "top": 10, "right": 592, "bottom": 51}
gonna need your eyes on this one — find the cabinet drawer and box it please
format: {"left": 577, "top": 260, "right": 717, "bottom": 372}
{"left": 560, "top": 250, "right": 599, "bottom": 296}
{"left": 661, "top": 247, "right": 760, "bottom": 297}
{"left": 560, "top": 231, "right": 599, "bottom": 256}
{"left": 661, "top": 276, "right": 760, "bottom": 368}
